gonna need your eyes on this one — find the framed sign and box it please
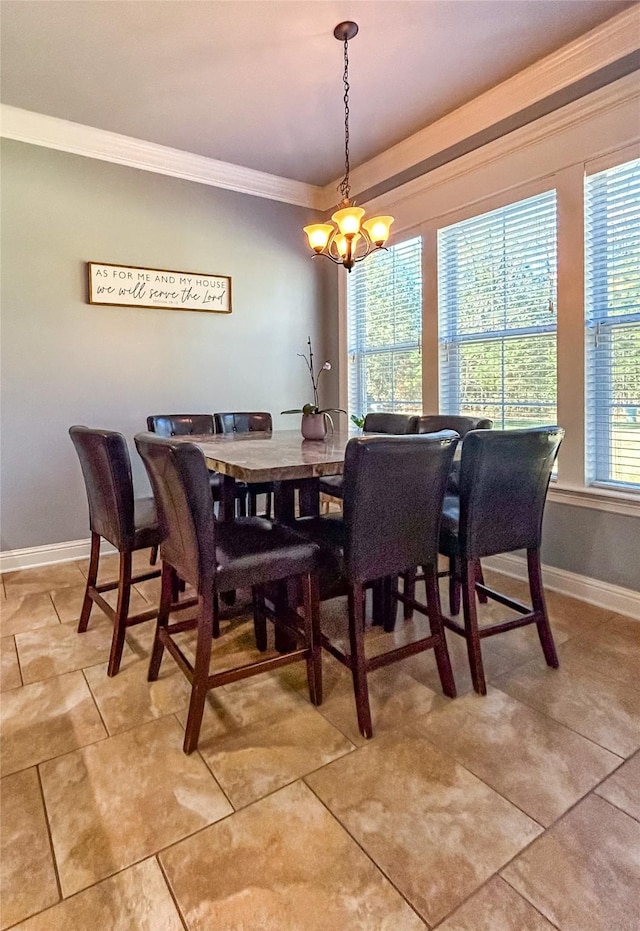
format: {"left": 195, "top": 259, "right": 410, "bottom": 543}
{"left": 87, "top": 262, "right": 232, "bottom": 313}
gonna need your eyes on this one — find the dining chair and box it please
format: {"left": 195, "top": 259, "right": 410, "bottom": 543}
{"left": 319, "top": 410, "right": 420, "bottom": 502}
{"left": 439, "top": 426, "right": 564, "bottom": 694}
{"left": 295, "top": 431, "right": 459, "bottom": 738}
{"left": 146, "top": 413, "right": 247, "bottom": 517}
{"left": 214, "top": 411, "right": 274, "bottom": 518}
{"left": 134, "top": 433, "right": 323, "bottom": 754}
{"left": 69, "top": 426, "right": 161, "bottom": 676}
{"left": 402, "top": 414, "right": 494, "bottom": 617}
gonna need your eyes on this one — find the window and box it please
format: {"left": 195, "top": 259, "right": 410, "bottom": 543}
{"left": 585, "top": 158, "right": 640, "bottom": 490}
{"left": 438, "top": 191, "right": 557, "bottom": 429}
{"left": 347, "top": 236, "right": 422, "bottom": 417}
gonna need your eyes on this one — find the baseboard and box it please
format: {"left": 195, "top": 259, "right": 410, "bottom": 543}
{"left": 483, "top": 553, "right": 640, "bottom": 621}
{"left": 0, "top": 538, "right": 116, "bottom": 574}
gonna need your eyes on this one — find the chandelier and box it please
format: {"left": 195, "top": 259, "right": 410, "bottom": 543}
{"left": 303, "top": 22, "right": 394, "bottom": 272}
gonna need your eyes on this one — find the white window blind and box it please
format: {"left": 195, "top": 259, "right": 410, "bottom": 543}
{"left": 586, "top": 158, "right": 640, "bottom": 491}
{"left": 438, "top": 191, "right": 557, "bottom": 430}
{"left": 347, "top": 236, "right": 422, "bottom": 417}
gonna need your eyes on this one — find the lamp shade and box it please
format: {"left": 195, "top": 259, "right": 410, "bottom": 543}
{"left": 335, "top": 232, "right": 361, "bottom": 258}
{"left": 331, "top": 205, "right": 365, "bottom": 236}
{"left": 362, "top": 216, "right": 394, "bottom": 246}
{"left": 303, "top": 224, "right": 335, "bottom": 253}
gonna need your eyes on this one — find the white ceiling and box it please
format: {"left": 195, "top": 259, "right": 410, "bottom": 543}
{"left": 0, "top": 1, "right": 635, "bottom": 187}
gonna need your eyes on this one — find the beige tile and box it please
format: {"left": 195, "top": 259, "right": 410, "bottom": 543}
{"left": 16, "top": 617, "right": 133, "bottom": 685}
{"left": 0, "top": 670, "right": 107, "bottom": 776}
{"left": 502, "top": 794, "right": 640, "bottom": 931}
{"left": 50, "top": 583, "right": 151, "bottom": 624}
{"left": 0, "top": 591, "right": 60, "bottom": 638}
{"left": 39, "top": 715, "right": 233, "bottom": 896}
{"left": 495, "top": 641, "right": 640, "bottom": 757}
{"left": 595, "top": 752, "right": 640, "bottom": 821}
{"left": 3, "top": 562, "right": 86, "bottom": 597}
{"left": 0, "top": 768, "right": 59, "bottom": 929}
{"left": 478, "top": 618, "right": 568, "bottom": 672}
{"left": 84, "top": 652, "right": 190, "bottom": 735}
{"left": 179, "top": 681, "right": 354, "bottom": 809}
{"left": 437, "top": 876, "right": 557, "bottom": 931}
{"left": 314, "top": 659, "right": 449, "bottom": 747}
{"left": 134, "top": 576, "right": 161, "bottom": 605}
{"left": 10, "top": 858, "right": 183, "bottom": 931}
{"left": 306, "top": 730, "right": 541, "bottom": 926}
{"left": 569, "top": 613, "right": 640, "bottom": 690}
{"left": 1, "top": 636, "right": 22, "bottom": 691}
{"left": 160, "top": 780, "right": 427, "bottom": 931}
{"left": 414, "top": 687, "right": 621, "bottom": 826}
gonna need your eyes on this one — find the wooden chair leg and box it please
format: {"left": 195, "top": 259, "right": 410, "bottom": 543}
{"left": 348, "top": 583, "right": 373, "bottom": 739}
{"left": 107, "top": 551, "right": 132, "bottom": 677}
{"left": 149, "top": 545, "right": 159, "bottom": 566}
{"left": 382, "top": 577, "right": 396, "bottom": 633}
{"left": 252, "top": 585, "right": 268, "bottom": 651}
{"left": 461, "top": 558, "right": 486, "bottom": 695}
{"left": 301, "top": 573, "right": 322, "bottom": 706}
{"left": 265, "top": 492, "right": 272, "bottom": 520}
{"left": 449, "top": 554, "right": 461, "bottom": 616}
{"left": 402, "top": 569, "right": 416, "bottom": 620}
{"left": 475, "top": 559, "right": 488, "bottom": 604}
{"left": 528, "top": 548, "right": 559, "bottom": 669}
{"left": 148, "top": 562, "right": 174, "bottom": 681}
{"left": 424, "top": 564, "right": 456, "bottom": 698}
{"left": 248, "top": 490, "right": 257, "bottom": 517}
{"left": 78, "top": 531, "right": 100, "bottom": 632}
{"left": 183, "top": 591, "right": 215, "bottom": 754}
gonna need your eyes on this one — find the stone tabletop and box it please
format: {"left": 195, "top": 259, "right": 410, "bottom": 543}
{"left": 180, "top": 430, "right": 356, "bottom": 484}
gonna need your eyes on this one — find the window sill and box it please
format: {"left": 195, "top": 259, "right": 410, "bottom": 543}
{"left": 548, "top": 483, "right": 640, "bottom": 518}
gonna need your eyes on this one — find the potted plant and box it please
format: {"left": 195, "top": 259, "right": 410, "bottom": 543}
{"left": 282, "top": 337, "right": 346, "bottom": 439}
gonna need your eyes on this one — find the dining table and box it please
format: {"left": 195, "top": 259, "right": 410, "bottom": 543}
{"left": 183, "top": 428, "right": 356, "bottom": 521}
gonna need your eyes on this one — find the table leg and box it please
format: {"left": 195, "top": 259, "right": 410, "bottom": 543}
{"left": 298, "top": 478, "right": 320, "bottom": 517}
{"left": 220, "top": 475, "right": 237, "bottom": 523}
{"left": 273, "top": 481, "right": 296, "bottom": 522}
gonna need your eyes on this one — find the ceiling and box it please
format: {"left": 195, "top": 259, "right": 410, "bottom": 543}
{"left": 1, "top": 1, "right": 635, "bottom": 187}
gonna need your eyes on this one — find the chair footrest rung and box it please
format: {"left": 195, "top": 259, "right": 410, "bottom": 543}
{"left": 367, "top": 635, "right": 440, "bottom": 671}
{"left": 476, "top": 584, "right": 530, "bottom": 615}
{"left": 444, "top": 612, "right": 539, "bottom": 639}
{"left": 206, "top": 649, "right": 308, "bottom": 689}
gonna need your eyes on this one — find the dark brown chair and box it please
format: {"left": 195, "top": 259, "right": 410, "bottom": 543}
{"left": 401, "top": 414, "right": 494, "bottom": 616}
{"left": 134, "top": 433, "right": 322, "bottom": 754}
{"left": 146, "top": 413, "right": 247, "bottom": 516}
{"left": 214, "top": 411, "right": 274, "bottom": 518}
{"left": 295, "top": 432, "right": 459, "bottom": 738}
{"left": 69, "top": 426, "right": 161, "bottom": 676}
{"left": 439, "top": 426, "right": 564, "bottom": 695}
{"left": 417, "top": 414, "right": 493, "bottom": 495}
{"left": 319, "top": 410, "right": 420, "bottom": 501}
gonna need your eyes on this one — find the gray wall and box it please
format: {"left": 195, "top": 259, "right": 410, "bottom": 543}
{"left": 542, "top": 501, "right": 639, "bottom": 592}
{"left": 1, "top": 139, "right": 337, "bottom": 551}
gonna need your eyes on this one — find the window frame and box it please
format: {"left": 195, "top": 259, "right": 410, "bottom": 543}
{"left": 437, "top": 188, "right": 559, "bottom": 431}
{"left": 584, "top": 156, "right": 640, "bottom": 492}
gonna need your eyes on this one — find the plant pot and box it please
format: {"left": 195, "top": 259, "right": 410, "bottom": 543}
{"left": 301, "top": 413, "right": 327, "bottom": 440}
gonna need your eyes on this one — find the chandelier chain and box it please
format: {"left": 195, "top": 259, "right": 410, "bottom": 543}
{"left": 339, "top": 36, "right": 351, "bottom": 201}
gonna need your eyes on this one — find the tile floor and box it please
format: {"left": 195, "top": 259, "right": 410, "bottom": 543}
{"left": 1, "top": 553, "right": 638, "bottom": 930}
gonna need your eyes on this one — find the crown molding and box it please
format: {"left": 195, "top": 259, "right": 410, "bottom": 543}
{"left": 362, "top": 71, "right": 640, "bottom": 220}
{"left": 321, "top": 6, "right": 640, "bottom": 210}
{"left": 0, "top": 104, "right": 325, "bottom": 210}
